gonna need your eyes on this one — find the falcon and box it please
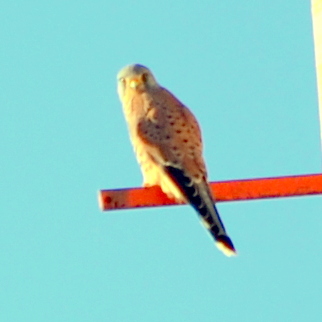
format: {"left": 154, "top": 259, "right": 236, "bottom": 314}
{"left": 117, "top": 64, "right": 236, "bottom": 256}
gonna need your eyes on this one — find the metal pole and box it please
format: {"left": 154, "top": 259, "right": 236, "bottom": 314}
{"left": 99, "top": 173, "right": 322, "bottom": 211}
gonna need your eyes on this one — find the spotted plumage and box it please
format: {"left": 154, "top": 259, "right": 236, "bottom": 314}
{"left": 117, "top": 64, "right": 236, "bottom": 256}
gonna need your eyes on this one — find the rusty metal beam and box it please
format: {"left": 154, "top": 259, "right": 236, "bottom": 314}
{"left": 98, "top": 173, "right": 322, "bottom": 211}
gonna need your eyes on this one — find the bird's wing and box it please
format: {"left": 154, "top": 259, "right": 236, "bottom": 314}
{"left": 136, "top": 87, "right": 207, "bottom": 180}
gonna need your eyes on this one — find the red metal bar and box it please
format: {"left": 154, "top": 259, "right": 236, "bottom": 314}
{"left": 98, "top": 173, "right": 322, "bottom": 211}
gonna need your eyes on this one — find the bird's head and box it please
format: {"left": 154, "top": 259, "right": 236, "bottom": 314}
{"left": 117, "top": 64, "right": 159, "bottom": 99}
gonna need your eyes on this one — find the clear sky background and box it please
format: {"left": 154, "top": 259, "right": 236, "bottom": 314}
{"left": 1, "top": 1, "right": 322, "bottom": 321}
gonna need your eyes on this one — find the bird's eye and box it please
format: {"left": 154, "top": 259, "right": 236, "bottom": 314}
{"left": 119, "top": 77, "right": 126, "bottom": 85}
{"left": 142, "top": 73, "right": 148, "bottom": 83}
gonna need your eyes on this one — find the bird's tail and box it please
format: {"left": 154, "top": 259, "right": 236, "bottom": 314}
{"left": 164, "top": 166, "right": 237, "bottom": 257}
{"left": 196, "top": 196, "right": 236, "bottom": 257}
{"left": 202, "top": 204, "right": 237, "bottom": 257}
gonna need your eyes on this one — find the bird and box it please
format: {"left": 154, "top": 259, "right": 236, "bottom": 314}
{"left": 117, "top": 64, "right": 236, "bottom": 257}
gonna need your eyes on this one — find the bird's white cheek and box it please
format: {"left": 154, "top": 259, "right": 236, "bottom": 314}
{"left": 117, "top": 85, "right": 125, "bottom": 100}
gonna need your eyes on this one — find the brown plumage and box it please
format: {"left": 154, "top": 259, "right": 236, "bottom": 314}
{"left": 117, "top": 64, "right": 236, "bottom": 256}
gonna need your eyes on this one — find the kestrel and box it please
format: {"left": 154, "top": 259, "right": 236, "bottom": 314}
{"left": 117, "top": 64, "right": 236, "bottom": 257}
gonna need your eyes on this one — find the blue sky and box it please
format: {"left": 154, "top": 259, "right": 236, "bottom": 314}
{"left": 1, "top": 1, "right": 322, "bottom": 321}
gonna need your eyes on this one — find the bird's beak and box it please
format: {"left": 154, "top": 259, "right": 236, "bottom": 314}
{"left": 129, "top": 78, "right": 142, "bottom": 89}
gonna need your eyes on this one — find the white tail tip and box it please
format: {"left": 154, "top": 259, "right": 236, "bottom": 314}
{"left": 215, "top": 241, "right": 237, "bottom": 257}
